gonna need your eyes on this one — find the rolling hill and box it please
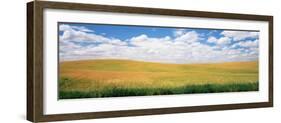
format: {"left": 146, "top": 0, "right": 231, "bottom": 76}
{"left": 59, "top": 59, "right": 258, "bottom": 99}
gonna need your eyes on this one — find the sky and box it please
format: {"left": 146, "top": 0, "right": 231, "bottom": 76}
{"left": 58, "top": 23, "right": 259, "bottom": 64}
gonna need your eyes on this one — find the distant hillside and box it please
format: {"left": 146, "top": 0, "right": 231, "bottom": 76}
{"left": 60, "top": 59, "right": 258, "bottom": 73}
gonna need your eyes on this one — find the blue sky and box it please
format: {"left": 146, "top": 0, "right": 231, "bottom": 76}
{"left": 58, "top": 22, "right": 259, "bottom": 63}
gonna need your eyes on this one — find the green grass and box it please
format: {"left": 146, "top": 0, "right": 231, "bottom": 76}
{"left": 59, "top": 59, "right": 259, "bottom": 99}
{"left": 59, "top": 82, "right": 258, "bottom": 99}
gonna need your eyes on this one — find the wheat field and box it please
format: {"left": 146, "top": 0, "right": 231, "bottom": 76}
{"left": 59, "top": 59, "right": 258, "bottom": 99}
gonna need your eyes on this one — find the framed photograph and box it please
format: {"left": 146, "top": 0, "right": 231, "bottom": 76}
{"left": 27, "top": 1, "right": 273, "bottom": 122}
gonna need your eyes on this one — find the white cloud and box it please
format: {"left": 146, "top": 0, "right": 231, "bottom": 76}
{"left": 174, "top": 31, "right": 199, "bottom": 43}
{"left": 236, "top": 40, "right": 258, "bottom": 48}
{"left": 231, "top": 40, "right": 258, "bottom": 49}
{"left": 59, "top": 24, "right": 94, "bottom": 32}
{"left": 59, "top": 25, "right": 127, "bottom": 46}
{"left": 59, "top": 24, "right": 259, "bottom": 63}
{"left": 217, "top": 37, "right": 231, "bottom": 45}
{"left": 173, "top": 29, "right": 186, "bottom": 37}
{"left": 207, "top": 36, "right": 217, "bottom": 43}
{"left": 130, "top": 34, "right": 172, "bottom": 48}
{"left": 221, "top": 31, "right": 259, "bottom": 41}
{"left": 207, "top": 36, "right": 231, "bottom": 45}
{"left": 60, "top": 29, "right": 111, "bottom": 43}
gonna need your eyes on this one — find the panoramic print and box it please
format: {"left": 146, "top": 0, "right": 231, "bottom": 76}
{"left": 58, "top": 23, "right": 259, "bottom": 99}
